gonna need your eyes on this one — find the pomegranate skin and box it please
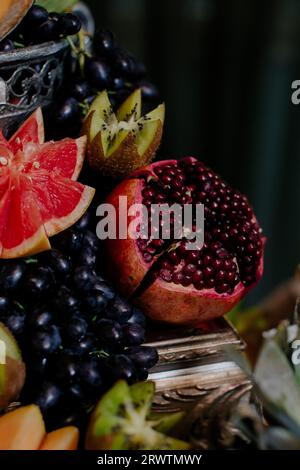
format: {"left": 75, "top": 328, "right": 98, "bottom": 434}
{"left": 103, "top": 158, "right": 265, "bottom": 325}
{"left": 104, "top": 178, "right": 148, "bottom": 296}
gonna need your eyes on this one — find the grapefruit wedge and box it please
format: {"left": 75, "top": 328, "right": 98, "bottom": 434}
{"left": 0, "top": 109, "right": 95, "bottom": 259}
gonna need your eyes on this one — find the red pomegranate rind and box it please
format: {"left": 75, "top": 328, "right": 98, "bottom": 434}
{"left": 19, "top": 136, "right": 86, "bottom": 180}
{"left": 134, "top": 281, "right": 245, "bottom": 324}
{"left": 30, "top": 172, "right": 95, "bottom": 236}
{"left": 9, "top": 108, "right": 44, "bottom": 153}
{"left": 104, "top": 157, "right": 265, "bottom": 324}
{"left": 104, "top": 178, "right": 149, "bottom": 296}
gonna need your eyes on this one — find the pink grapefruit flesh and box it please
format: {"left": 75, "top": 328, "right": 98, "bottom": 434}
{"left": 0, "top": 109, "right": 94, "bottom": 259}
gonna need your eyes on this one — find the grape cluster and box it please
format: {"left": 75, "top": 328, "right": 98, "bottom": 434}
{"left": 51, "top": 28, "right": 159, "bottom": 138}
{"left": 0, "top": 5, "right": 82, "bottom": 52}
{"left": 0, "top": 212, "right": 158, "bottom": 429}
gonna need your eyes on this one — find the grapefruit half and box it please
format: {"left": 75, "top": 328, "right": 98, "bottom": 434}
{"left": 0, "top": 109, "right": 95, "bottom": 259}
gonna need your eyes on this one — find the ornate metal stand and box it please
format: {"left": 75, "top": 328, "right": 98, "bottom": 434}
{"left": 0, "top": 40, "right": 69, "bottom": 134}
{"left": 147, "top": 318, "right": 251, "bottom": 448}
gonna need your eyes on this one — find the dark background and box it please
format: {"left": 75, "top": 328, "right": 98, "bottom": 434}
{"left": 85, "top": 0, "right": 300, "bottom": 305}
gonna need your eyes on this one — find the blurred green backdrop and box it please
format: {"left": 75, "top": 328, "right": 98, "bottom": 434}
{"left": 85, "top": 0, "right": 300, "bottom": 305}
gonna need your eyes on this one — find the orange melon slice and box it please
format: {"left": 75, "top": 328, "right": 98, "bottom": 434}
{"left": 40, "top": 426, "right": 79, "bottom": 450}
{"left": 0, "top": 404, "right": 45, "bottom": 450}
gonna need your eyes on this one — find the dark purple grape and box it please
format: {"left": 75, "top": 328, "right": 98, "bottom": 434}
{"left": 55, "top": 229, "right": 83, "bottom": 254}
{"left": 23, "top": 5, "right": 49, "bottom": 29}
{"left": 127, "top": 308, "right": 146, "bottom": 327}
{"left": 104, "top": 355, "right": 136, "bottom": 384}
{"left": 138, "top": 81, "right": 159, "bottom": 101}
{"left": 0, "top": 39, "right": 15, "bottom": 53}
{"left": 110, "top": 76, "right": 125, "bottom": 91}
{"left": 92, "top": 281, "right": 115, "bottom": 300}
{"left": 106, "top": 296, "right": 132, "bottom": 321}
{"left": 31, "top": 325, "right": 62, "bottom": 355}
{"left": 4, "top": 303, "right": 26, "bottom": 336}
{"left": 73, "top": 334, "right": 96, "bottom": 356}
{"left": 70, "top": 79, "right": 91, "bottom": 101}
{"left": 33, "top": 382, "right": 62, "bottom": 412}
{"left": 137, "top": 368, "right": 149, "bottom": 381}
{"left": 126, "top": 346, "right": 159, "bottom": 369}
{"left": 22, "top": 266, "right": 54, "bottom": 298}
{"left": 73, "top": 267, "right": 96, "bottom": 291}
{"left": 85, "top": 58, "right": 110, "bottom": 89}
{"left": 85, "top": 289, "right": 110, "bottom": 315}
{"left": 64, "top": 316, "right": 88, "bottom": 342}
{"left": 28, "top": 305, "right": 54, "bottom": 330}
{"left": 95, "top": 319, "right": 123, "bottom": 345}
{"left": 112, "top": 49, "right": 131, "bottom": 76}
{"left": 55, "top": 98, "right": 80, "bottom": 126}
{"left": 0, "top": 260, "right": 25, "bottom": 293}
{"left": 75, "top": 211, "right": 92, "bottom": 231}
{"left": 55, "top": 354, "right": 79, "bottom": 384}
{"left": 77, "top": 247, "right": 97, "bottom": 269}
{"left": 93, "top": 29, "right": 115, "bottom": 56}
{"left": 48, "top": 12, "right": 60, "bottom": 22}
{"left": 0, "top": 296, "right": 10, "bottom": 315}
{"left": 83, "top": 231, "right": 99, "bottom": 251}
{"left": 122, "top": 323, "right": 145, "bottom": 346}
{"left": 58, "top": 13, "right": 82, "bottom": 36}
{"left": 54, "top": 286, "right": 79, "bottom": 315}
{"left": 36, "top": 19, "right": 60, "bottom": 42}
{"left": 80, "top": 358, "right": 102, "bottom": 390}
{"left": 43, "top": 249, "right": 72, "bottom": 277}
{"left": 68, "top": 383, "right": 84, "bottom": 402}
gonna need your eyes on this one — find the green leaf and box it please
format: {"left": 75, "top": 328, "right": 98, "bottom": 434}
{"left": 37, "top": 0, "right": 77, "bottom": 13}
{"left": 255, "top": 339, "right": 300, "bottom": 427}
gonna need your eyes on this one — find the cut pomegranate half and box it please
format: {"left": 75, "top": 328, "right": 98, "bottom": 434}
{"left": 104, "top": 157, "right": 265, "bottom": 325}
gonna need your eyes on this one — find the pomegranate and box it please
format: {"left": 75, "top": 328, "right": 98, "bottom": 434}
{"left": 104, "top": 157, "right": 265, "bottom": 324}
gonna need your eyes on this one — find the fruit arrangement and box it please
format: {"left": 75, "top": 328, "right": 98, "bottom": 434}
{"left": 0, "top": 0, "right": 266, "bottom": 451}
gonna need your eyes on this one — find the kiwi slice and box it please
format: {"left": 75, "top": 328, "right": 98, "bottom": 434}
{"left": 82, "top": 89, "right": 165, "bottom": 178}
{"left": 85, "top": 380, "right": 189, "bottom": 450}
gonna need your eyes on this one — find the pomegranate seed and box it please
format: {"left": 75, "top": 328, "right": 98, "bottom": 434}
{"left": 161, "top": 175, "right": 172, "bottom": 185}
{"left": 203, "top": 255, "right": 212, "bottom": 266}
{"left": 194, "top": 280, "right": 205, "bottom": 290}
{"left": 205, "top": 278, "right": 215, "bottom": 288}
{"left": 203, "top": 266, "right": 214, "bottom": 278}
{"left": 181, "top": 275, "right": 192, "bottom": 287}
{"left": 142, "top": 188, "right": 155, "bottom": 198}
{"left": 212, "top": 259, "right": 222, "bottom": 269}
{"left": 216, "top": 270, "right": 226, "bottom": 281}
{"left": 154, "top": 166, "right": 164, "bottom": 175}
{"left": 182, "top": 264, "right": 197, "bottom": 275}
{"left": 186, "top": 251, "right": 199, "bottom": 263}
{"left": 160, "top": 269, "right": 172, "bottom": 282}
{"left": 168, "top": 251, "right": 180, "bottom": 264}
{"left": 192, "top": 270, "right": 203, "bottom": 283}
{"left": 216, "top": 283, "right": 230, "bottom": 294}
{"left": 172, "top": 272, "right": 183, "bottom": 284}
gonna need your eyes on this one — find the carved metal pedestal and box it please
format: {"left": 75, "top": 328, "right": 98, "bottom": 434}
{"left": 147, "top": 318, "right": 251, "bottom": 448}
{"left": 0, "top": 40, "right": 68, "bottom": 134}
